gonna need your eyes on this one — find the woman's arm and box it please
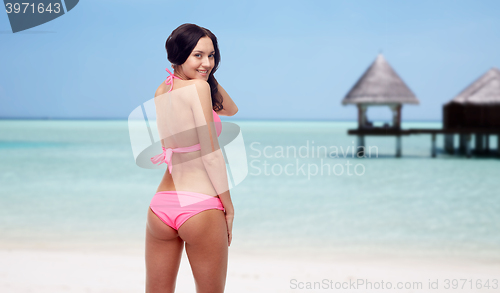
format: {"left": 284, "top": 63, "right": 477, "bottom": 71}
{"left": 193, "top": 80, "right": 234, "bottom": 205}
{"left": 216, "top": 83, "right": 238, "bottom": 116}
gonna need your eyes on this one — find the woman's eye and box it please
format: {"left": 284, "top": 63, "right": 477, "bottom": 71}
{"left": 194, "top": 54, "right": 214, "bottom": 58}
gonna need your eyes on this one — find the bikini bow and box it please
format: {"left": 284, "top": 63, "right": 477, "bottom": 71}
{"left": 165, "top": 68, "right": 181, "bottom": 93}
{"left": 150, "top": 146, "right": 175, "bottom": 174}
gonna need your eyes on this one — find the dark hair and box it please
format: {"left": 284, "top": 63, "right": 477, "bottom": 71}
{"left": 165, "top": 23, "right": 223, "bottom": 111}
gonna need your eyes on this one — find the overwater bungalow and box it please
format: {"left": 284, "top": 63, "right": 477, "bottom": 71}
{"left": 342, "top": 54, "right": 419, "bottom": 157}
{"left": 443, "top": 67, "right": 500, "bottom": 156}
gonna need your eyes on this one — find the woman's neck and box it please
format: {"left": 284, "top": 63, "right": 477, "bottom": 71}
{"left": 172, "top": 66, "right": 188, "bottom": 80}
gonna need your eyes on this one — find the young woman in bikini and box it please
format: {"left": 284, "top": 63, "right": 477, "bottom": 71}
{"left": 145, "top": 23, "right": 238, "bottom": 293}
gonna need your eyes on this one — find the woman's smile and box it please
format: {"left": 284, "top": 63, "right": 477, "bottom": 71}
{"left": 197, "top": 69, "right": 209, "bottom": 76}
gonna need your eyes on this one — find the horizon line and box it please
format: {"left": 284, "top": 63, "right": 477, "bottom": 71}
{"left": 0, "top": 117, "right": 443, "bottom": 123}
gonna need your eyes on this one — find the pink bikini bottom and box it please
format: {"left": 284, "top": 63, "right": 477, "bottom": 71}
{"left": 149, "top": 191, "right": 225, "bottom": 230}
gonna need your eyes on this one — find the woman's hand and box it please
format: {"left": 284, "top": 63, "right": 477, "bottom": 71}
{"left": 225, "top": 212, "right": 234, "bottom": 246}
{"left": 218, "top": 191, "right": 234, "bottom": 246}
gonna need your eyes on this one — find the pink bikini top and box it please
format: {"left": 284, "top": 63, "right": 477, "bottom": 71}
{"left": 150, "top": 68, "right": 222, "bottom": 173}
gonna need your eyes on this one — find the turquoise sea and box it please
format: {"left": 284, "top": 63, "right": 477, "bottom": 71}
{"left": 1, "top": 119, "right": 499, "bottom": 262}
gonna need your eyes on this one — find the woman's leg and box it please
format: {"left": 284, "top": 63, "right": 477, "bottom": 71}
{"left": 178, "top": 209, "right": 228, "bottom": 293}
{"left": 145, "top": 207, "right": 184, "bottom": 293}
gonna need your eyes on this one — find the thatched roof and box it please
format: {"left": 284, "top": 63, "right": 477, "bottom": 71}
{"left": 342, "top": 54, "right": 419, "bottom": 105}
{"left": 448, "top": 67, "right": 500, "bottom": 105}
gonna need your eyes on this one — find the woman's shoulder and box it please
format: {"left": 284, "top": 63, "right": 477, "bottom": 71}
{"left": 155, "top": 82, "right": 168, "bottom": 98}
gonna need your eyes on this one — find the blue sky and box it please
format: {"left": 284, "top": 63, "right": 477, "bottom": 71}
{"left": 1, "top": 0, "right": 499, "bottom": 121}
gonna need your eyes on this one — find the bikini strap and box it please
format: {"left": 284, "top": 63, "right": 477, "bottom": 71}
{"left": 165, "top": 68, "right": 181, "bottom": 93}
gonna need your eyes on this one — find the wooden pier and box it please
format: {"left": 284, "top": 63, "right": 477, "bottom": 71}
{"left": 348, "top": 127, "right": 500, "bottom": 158}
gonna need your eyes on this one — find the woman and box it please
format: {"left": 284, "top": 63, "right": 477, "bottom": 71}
{"left": 145, "top": 23, "right": 238, "bottom": 293}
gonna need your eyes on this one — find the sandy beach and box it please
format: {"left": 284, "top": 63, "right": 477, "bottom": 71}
{"left": 1, "top": 247, "right": 499, "bottom": 293}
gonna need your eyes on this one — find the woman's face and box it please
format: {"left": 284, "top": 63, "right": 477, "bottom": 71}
{"left": 178, "top": 36, "right": 215, "bottom": 81}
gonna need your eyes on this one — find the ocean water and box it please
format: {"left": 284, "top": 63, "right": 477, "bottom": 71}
{"left": 1, "top": 119, "right": 499, "bottom": 262}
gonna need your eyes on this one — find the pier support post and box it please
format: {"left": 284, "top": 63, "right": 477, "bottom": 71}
{"left": 431, "top": 133, "right": 437, "bottom": 158}
{"left": 396, "top": 135, "right": 401, "bottom": 158}
{"left": 444, "top": 134, "right": 454, "bottom": 154}
{"left": 357, "top": 135, "right": 365, "bottom": 158}
{"left": 459, "top": 134, "right": 467, "bottom": 154}
{"left": 485, "top": 134, "right": 490, "bottom": 154}
{"left": 498, "top": 134, "right": 500, "bottom": 156}
{"left": 466, "top": 134, "right": 472, "bottom": 158}
{"left": 475, "top": 133, "right": 484, "bottom": 154}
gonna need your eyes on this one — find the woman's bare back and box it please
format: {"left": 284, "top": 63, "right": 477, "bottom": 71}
{"left": 154, "top": 79, "right": 219, "bottom": 196}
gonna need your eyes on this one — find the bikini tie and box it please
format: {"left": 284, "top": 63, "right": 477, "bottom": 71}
{"left": 165, "top": 68, "right": 181, "bottom": 93}
{"left": 150, "top": 146, "right": 175, "bottom": 174}
{"left": 150, "top": 144, "right": 202, "bottom": 173}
